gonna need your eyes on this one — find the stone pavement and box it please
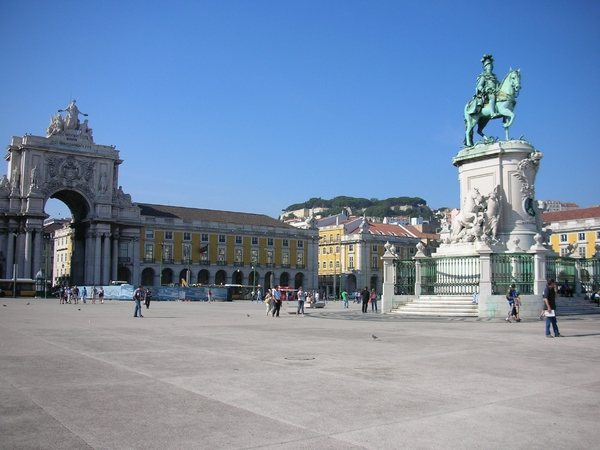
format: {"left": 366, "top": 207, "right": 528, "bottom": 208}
{"left": 1, "top": 298, "right": 599, "bottom": 450}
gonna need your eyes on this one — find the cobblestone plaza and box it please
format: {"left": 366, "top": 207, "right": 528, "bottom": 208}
{"left": 1, "top": 299, "right": 599, "bottom": 449}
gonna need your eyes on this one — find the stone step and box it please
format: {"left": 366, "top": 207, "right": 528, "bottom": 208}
{"left": 392, "top": 310, "right": 479, "bottom": 317}
{"left": 391, "top": 295, "right": 478, "bottom": 317}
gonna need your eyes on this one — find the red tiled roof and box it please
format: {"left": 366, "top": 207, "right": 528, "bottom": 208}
{"left": 543, "top": 206, "right": 600, "bottom": 222}
{"left": 350, "top": 222, "right": 438, "bottom": 239}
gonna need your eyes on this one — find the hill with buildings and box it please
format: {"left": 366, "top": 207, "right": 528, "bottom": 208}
{"left": 282, "top": 196, "right": 438, "bottom": 221}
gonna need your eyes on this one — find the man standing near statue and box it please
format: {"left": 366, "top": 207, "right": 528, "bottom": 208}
{"left": 475, "top": 54, "right": 500, "bottom": 118}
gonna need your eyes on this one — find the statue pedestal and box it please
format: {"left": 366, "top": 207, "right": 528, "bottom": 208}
{"left": 451, "top": 139, "right": 542, "bottom": 252}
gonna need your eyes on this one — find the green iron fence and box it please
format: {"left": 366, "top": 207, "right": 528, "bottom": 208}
{"left": 579, "top": 259, "right": 600, "bottom": 296}
{"left": 546, "top": 256, "right": 576, "bottom": 287}
{"left": 420, "top": 256, "right": 480, "bottom": 296}
{"left": 490, "top": 254, "right": 534, "bottom": 295}
{"left": 394, "top": 259, "right": 415, "bottom": 295}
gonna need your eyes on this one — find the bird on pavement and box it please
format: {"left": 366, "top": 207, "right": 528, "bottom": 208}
{"left": 372, "top": 334, "right": 379, "bottom": 340}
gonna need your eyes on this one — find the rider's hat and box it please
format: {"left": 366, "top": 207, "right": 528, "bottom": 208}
{"left": 481, "top": 54, "right": 494, "bottom": 66}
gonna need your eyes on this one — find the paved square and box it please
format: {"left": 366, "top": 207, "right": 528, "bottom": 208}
{"left": 1, "top": 298, "right": 599, "bottom": 449}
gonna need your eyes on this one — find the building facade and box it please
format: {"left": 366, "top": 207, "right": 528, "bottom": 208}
{"left": 544, "top": 206, "right": 600, "bottom": 257}
{"left": 317, "top": 216, "right": 438, "bottom": 297}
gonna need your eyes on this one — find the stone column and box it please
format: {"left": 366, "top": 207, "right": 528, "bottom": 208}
{"left": 16, "top": 232, "right": 25, "bottom": 278}
{"left": 381, "top": 242, "right": 397, "bottom": 313}
{"left": 32, "top": 228, "right": 43, "bottom": 279}
{"left": 476, "top": 246, "right": 493, "bottom": 297}
{"left": 132, "top": 236, "right": 140, "bottom": 286}
{"left": 102, "top": 234, "right": 111, "bottom": 285}
{"left": 414, "top": 257, "right": 423, "bottom": 297}
{"left": 6, "top": 230, "right": 15, "bottom": 279}
{"left": 94, "top": 232, "right": 102, "bottom": 285}
{"left": 111, "top": 232, "right": 119, "bottom": 282}
{"left": 530, "top": 238, "right": 548, "bottom": 296}
{"left": 0, "top": 231, "right": 6, "bottom": 278}
{"left": 85, "top": 232, "right": 94, "bottom": 285}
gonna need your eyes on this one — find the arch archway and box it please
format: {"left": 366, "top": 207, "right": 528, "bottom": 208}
{"left": 279, "top": 272, "right": 290, "bottom": 287}
{"left": 179, "top": 269, "right": 191, "bottom": 286}
{"left": 197, "top": 269, "right": 209, "bottom": 285}
{"left": 161, "top": 268, "right": 173, "bottom": 285}
{"left": 215, "top": 270, "right": 227, "bottom": 285}
{"left": 264, "top": 272, "right": 273, "bottom": 290}
{"left": 141, "top": 268, "right": 155, "bottom": 286}
{"left": 232, "top": 270, "right": 243, "bottom": 285}
{"left": 248, "top": 270, "right": 260, "bottom": 287}
{"left": 370, "top": 275, "right": 378, "bottom": 292}
{"left": 294, "top": 273, "right": 304, "bottom": 289}
{"left": 346, "top": 274, "right": 357, "bottom": 293}
{"left": 117, "top": 266, "right": 131, "bottom": 284}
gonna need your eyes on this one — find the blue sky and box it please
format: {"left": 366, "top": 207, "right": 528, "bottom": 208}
{"left": 1, "top": 1, "right": 598, "bottom": 219}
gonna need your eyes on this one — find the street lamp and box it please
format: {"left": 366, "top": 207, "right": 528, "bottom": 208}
{"left": 159, "top": 242, "right": 164, "bottom": 287}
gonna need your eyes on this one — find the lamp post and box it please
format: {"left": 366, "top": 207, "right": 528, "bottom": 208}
{"left": 43, "top": 232, "right": 51, "bottom": 299}
{"left": 251, "top": 258, "right": 256, "bottom": 302}
{"left": 159, "top": 242, "right": 164, "bottom": 287}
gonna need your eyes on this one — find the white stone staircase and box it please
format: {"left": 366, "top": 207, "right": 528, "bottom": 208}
{"left": 556, "top": 296, "right": 600, "bottom": 316}
{"left": 391, "top": 295, "right": 478, "bottom": 317}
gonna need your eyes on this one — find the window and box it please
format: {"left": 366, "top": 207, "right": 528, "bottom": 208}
{"left": 328, "top": 246, "right": 332, "bottom": 254}
{"left": 182, "top": 244, "right": 191, "bottom": 262}
{"left": 560, "top": 234, "right": 567, "bottom": 242}
{"left": 201, "top": 234, "right": 209, "bottom": 242}
{"left": 267, "top": 238, "right": 274, "bottom": 246}
{"left": 145, "top": 244, "right": 154, "bottom": 260}
{"left": 336, "top": 246, "right": 339, "bottom": 254}
{"left": 560, "top": 247, "right": 569, "bottom": 256}
{"left": 372, "top": 245, "right": 378, "bottom": 252}
{"left": 322, "top": 261, "right": 326, "bottom": 269}
{"left": 252, "top": 237, "right": 258, "bottom": 245}
{"left": 409, "top": 247, "right": 414, "bottom": 254}
{"left": 163, "top": 244, "right": 173, "bottom": 261}
{"left": 336, "top": 234, "right": 340, "bottom": 242}
{"left": 297, "top": 252, "right": 304, "bottom": 266}
{"left": 578, "top": 233, "right": 586, "bottom": 241}
{"left": 579, "top": 247, "right": 586, "bottom": 257}
{"left": 235, "top": 236, "right": 242, "bottom": 244}
{"left": 348, "top": 244, "right": 354, "bottom": 252}
{"left": 336, "top": 260, "right": 340, "bottom": 268}
{"left": 597, "top": 231, "right": 600, "bottom": 240}
{"left": 235, "top": 249, "right": 242, "bottom": 263}
{"left": 349, "top": 256, "right": 354, "bottom": 269}
{"left": 372, "top": 256, "right": 378, "bottom": 269}
{"left": 329, "top": 261, "right": 333, "bottom": 269}
{"left": 251, "top": 249, "right": 258, "bottom": 264}
{"left": 266, "top": 250, "right": 273, "bottom": 264}
{"left": 282, "top": 252, "right": 289, "bottom": 265}
{"left": 183, "top": 232, "right": 191, "bottom": 241}
{"left": 329, "top": 235, "right": 333, "bottom": 243}
{"left": 145, "top": 230, "right": 154, "bottom": 239}
{"left": 282, "top": 239, "right": 289, "bottom": 247}
{"left": 218, "top": 235, "right": 226, "bottom": 243}
{"left": 297, "top": 240, "right": 304, "bottom": 248}
{"left": 119, "top": 242, "right": 128, "bottom": 258}
{"left": 165, "top": 231, "right": 173, "bottom": 240}
{"left": 218, "top": 248, "right": 225, "bottom": 262}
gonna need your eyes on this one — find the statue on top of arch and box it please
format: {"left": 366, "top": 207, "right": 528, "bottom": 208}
{"left": 46, "top": 100, "right": 94, "bottom": 143}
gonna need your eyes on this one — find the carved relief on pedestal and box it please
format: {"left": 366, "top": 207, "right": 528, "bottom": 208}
{"left": 449, "top": 185, "right": 503, "bottom": 245}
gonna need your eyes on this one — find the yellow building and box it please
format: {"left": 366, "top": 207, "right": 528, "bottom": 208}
{"left": 317, "top": 215, "right": 438, "bottom": 296}
{"left": 544, "top": 206, "right": 600, "bottom": 258}
{"left": 137, "top": 204, "right": 318, "bottom": 290}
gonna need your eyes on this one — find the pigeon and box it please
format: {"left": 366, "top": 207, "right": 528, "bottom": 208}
{"left": 3, "top": 304, "right": 6, "bottom": 307}
{"left": 372, "top": 334, "right": 379, "bottom": 340}
{"left": 78, "top": 308, "right": 81, "bottom": 311}
{"left": 247, "top": 314, "right": 250, "bottom": 317}
{"left": 26, "top": 302, "right": 30, "bottom": 305}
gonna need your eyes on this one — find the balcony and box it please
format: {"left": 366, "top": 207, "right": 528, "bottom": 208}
{"left": 371, "top": 266, "right": 379, "bottom": 270}
{"left": 296, "top": 264, "right": 305, "bottom": 269}
{"left": 162, "top": 258, "right": 174, "bottom": 264}
{"left": 181, "top": 259, "right": 191, "bottom": 264}
{"left": 143, "top": 258, "right": 155, "bottom": 264}
{"left": 216, "top": 260, "right": 228, "bottom": 266}
{"left": 198, "top": 260, "right": 210, "bottom": 266}
{"left": 118, "top": 257, "right": 131, "bottom": 264}
{"left": 265, "top": 263, "right": 274, "bottom": 268}
{"left": 233, "top": 261, "right": 244, "bottom": 267}
{"left": 281, "top": 264, "right": 290, "bottom": 269}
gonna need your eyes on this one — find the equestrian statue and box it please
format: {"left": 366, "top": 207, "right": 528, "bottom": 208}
{"left": 464, "top": 54, "right": 521, "bottom": 147}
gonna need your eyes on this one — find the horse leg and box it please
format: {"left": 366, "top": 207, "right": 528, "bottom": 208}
{"left": 464, "top": 115, "right": 475, "bottom": 146}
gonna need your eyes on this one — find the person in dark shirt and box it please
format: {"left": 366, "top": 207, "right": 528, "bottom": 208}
{"left": 543, "top": 278, "right": 563, "bottom": 338}
{"left": 361, "top": 286, "right": 370, "bottom": 313}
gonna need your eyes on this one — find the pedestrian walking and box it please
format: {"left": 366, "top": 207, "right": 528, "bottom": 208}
{"left": 256, "top": 287, "right": 262, "bottom": 303}
{"left": 133, "top": 286, "right": 144, "bottom": 318}
{"left": 370, "top": 288, "right": 378, "bottom": 312}
{"left": 208, "top": 289, "right": 212, "bottom": 302}
{"left": 272, "top": 286, "right": 282, "bottom": 317}
{"left": 82, "top": 286, "right": 87, "bottom": 304}
{"left": 264, "top": 289, "right": 273, "bottom": 316}
{"left": 98, "top": 287, "right": 104, "bottom": 304}
{"left": 361, "top": 286, "right": 370, "bottom": 313}
{"left": 544, "top": 278, "right": 563, "bottom": 338}
{"left": 505, "top": 284, "right": 521, "bottom": 322}
{"left": 91, "top": 286, "right": 97, "bottom": 304}
{"left": 145, "top": 288, "right": 152, "bottom": 309}
{"left": 341, "top": 289, "right": 349, "bottom": 308}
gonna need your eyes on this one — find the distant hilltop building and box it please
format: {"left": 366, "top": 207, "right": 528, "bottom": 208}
{"left": 543, "top": 206, "right": 600, "bottom": 258}
{"left": 542, "top": 200, "right": 580, "bottom": 212}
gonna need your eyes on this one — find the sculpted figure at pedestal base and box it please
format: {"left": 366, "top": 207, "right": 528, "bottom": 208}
{"left": 450, "top": 185, "right": 503, "bottom": 244}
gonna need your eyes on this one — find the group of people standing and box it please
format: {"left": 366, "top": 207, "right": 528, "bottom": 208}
{"left": 58, "top": 285, "right": 104, "bottom": 305}
{"left": 360, "top": 287, "right": 379, "bottom": 313}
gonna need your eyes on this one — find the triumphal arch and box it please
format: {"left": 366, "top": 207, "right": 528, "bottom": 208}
{"left": 2, "top": 100, "right": 141, "bottom": 285}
